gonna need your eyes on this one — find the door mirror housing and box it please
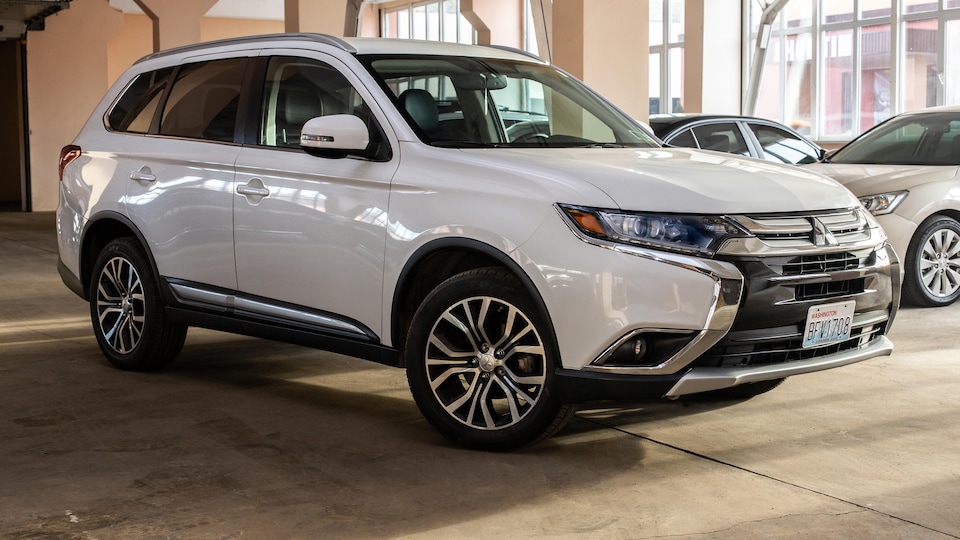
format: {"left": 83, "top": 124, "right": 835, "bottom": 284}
{"left": 300, "top": 114, "right": 371, "bottom": 158}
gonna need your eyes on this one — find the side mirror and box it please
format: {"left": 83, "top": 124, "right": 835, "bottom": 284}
{"left": 300, "top": 114, "right": 370, "bottom": 158}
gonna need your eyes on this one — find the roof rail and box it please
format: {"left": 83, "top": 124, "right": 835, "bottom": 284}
{"left": 135, "top": 33, "right": 356, "bottom": 64}
{"left": 484, "top": 44, "right": 544, "bottom": 63}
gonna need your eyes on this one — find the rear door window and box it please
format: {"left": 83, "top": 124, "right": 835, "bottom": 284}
{"left": 159, "top": 58, "right": 247, "bottom": 143}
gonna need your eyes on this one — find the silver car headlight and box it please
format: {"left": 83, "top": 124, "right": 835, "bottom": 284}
{"left": 859, "top": 190, "right": 908, "bottom": 216}
{"left": 559, "top": 204, "right": 749, "bottom": 257}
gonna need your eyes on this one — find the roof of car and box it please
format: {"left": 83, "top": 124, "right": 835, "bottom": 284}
{"left": 902, "top": 104, "right": 960, "bottom": 114}
{"left": 136, "top": 33, "right": 543, "bottom": 65}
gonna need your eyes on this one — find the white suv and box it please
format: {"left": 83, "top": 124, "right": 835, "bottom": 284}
{"left": 57, "top": 34, "right": 900, "bottom": 450}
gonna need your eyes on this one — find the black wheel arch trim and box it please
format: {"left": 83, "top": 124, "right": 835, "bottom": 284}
{"left": 79, "top": 211, "right": 162, "bottom": 301}
{"left": 392, "top": 237, "right": 558, "bottom": 363}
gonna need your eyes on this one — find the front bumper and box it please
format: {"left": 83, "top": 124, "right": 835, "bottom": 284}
{"left": 555, "top": 235, "right": 900, "bottom": 403}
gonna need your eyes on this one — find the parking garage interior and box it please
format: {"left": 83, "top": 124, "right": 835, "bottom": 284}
{"left": 2, "top": 0, "right": 960, "bottom": 538}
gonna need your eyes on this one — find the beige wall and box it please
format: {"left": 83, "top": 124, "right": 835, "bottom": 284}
{"left": 28, "top": 0, "right": 124, "bottom": 212}
{"left": 684, "top": 0, "right": 742, "bottom": 114}
{"left": 28, "top": 2, "right": 284, "bottom": 211}
{"left": 553, "top": 0, "right": 649, "bottom": 121}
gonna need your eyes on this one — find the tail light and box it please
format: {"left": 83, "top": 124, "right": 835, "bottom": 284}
{"left": 59, "top": 145, "right": 82, "bottom": 181}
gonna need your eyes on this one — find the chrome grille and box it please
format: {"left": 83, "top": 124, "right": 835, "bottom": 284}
{"left": 730, "top": 208, "right": 871, "bottom": 250}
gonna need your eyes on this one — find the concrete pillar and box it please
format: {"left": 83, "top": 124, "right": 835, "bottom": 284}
{"left": 133, "top": 0, "right": 218, "bottom": 52}
{"left": 27, "top": 0, "right": 124, "bottom": 211}
{"left": 552, "top": 0, "right": 649, "bottom": 121}
{"left": 529, "top": 0, "right": 552, "bottom": 63}
{"left": 285, "top": 0, "right": 362, "bottom": 37}
{"left": 684, "top": 0, "right": 742, "bottom": 114}
{"left": 460, "top": 0, "right": 522, "bottom": 47}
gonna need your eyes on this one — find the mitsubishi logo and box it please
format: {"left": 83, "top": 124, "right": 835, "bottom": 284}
{"left": 810, "top": 218, "right": 840, "bottom": 247}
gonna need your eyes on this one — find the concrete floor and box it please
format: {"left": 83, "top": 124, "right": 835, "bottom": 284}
{"left": 1, "top": 211, "right": 959, "bottom": 540}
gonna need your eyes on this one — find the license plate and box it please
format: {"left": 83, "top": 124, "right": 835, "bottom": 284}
{"left": 802, "top": 300, "right": 855, "bottom": 348}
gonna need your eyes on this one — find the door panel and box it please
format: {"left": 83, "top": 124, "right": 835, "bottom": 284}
{"left": 233, "top": 54, "right": 399, "bottom": 336}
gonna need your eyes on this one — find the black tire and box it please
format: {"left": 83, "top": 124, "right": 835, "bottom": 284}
{"left": 89, "top": 237, "right": 187, "bottom": 371}
{"left": 406, "top": 267, "right": 576, "bottom": 451}
{"left": 903, "top": 216, "right": 960, "bottom": 307}
{"left": 682, "top": 378, "right": 785, "bottom": 401}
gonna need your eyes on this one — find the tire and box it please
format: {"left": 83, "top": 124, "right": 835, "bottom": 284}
{"left": 89, "top": 237, "right": 187, "bottom": 371}
{"left": 903, "top": 216, "right": 960, "bottom": 307}
{"left": 405, "top": 267, "right": 576, "bottom": 451}
{"left": 682, "top": 378, "right": 785, "bottom": 401}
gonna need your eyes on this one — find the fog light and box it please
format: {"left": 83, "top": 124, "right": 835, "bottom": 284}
{"left": 633, "top": 337, "right": 649, "bottom": 360}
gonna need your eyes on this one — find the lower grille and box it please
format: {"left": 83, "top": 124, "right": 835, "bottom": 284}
{"left": 698, "top": 320, "right": 887, "bottom": 368}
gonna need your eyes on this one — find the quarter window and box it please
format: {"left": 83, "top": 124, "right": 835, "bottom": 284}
{"left": 666, "top": 128, "right": 697, "bottom": 148}
{"left": 159, "top": 58, "right": 247, "bottom": 143}
{"left": 691, "top": 123, "right": 750, "bottom": 156}
{"left": 107, "top": 67, "right": 174, "bottom": 134}
{"left": 748, "top": 123, "right": 820, "bottom": 164}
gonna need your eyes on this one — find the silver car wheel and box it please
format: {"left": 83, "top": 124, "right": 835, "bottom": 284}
{"left": 425, "top": 296, "right": 547, "bottom": 431}
{"left": 919, "top": 227, "right": 960, "bottom": 299}
{"left": 95, "top": 256, "right": 146, "bottom": 354}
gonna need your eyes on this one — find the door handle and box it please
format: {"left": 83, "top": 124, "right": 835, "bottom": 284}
{"left": 237, "top": 179, "right": 270, "bottom": 198}
{"left": 129, "top": 166, "right": 156, "bottom": 182}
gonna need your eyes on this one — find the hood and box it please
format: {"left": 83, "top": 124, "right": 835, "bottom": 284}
{"left": 461, "top": 147, "right": 859, "bottom": 214}
{"left": 804, "top": 162, "right": 960, "bottom": 197}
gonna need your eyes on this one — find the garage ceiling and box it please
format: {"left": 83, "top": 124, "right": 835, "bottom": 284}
{"left": 0, "top": 0, "right": 69, "bottom": 40}
{"left": 0, "top": 0, "right": 289, "bottom": 41}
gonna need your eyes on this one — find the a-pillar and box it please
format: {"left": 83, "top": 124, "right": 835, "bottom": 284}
{"left": 460, "top": 0, "right": 522, "bottom": 47}
{"left": 683, "top": 0, "right": 742, "bottom": 114}
{"left": 133, "top": 0, "right": 218, "bottom": 52}
{"left": 27, "top": 0, "right": 124, "bottom": 211}
{"left": 284, "top": 0, "right": 362, "bottom": 37}
{"left": 552, "top": 0, "right": 649, "bottom": 121}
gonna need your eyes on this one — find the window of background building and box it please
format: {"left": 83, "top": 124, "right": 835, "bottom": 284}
{"left": 382, "top": 0, "right": 475, "bottom": 44}
{"left": 650, "top": 0, "right": 684, "bottom": 115}
{"left": 753, "top": 0, "right": 960, "bottom": 142}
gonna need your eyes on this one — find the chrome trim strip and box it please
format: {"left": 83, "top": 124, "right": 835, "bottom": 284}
{"left": 664, "top": 336, "right": 893, "bottom": 397}
{"left": 169, "top": 283, "right": 368, "bottom": 337}
{"left": 589, "top": 328, "right": 695, "bottom": 367}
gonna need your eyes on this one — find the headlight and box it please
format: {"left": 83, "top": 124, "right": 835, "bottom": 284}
{"left": 859, "top": 190, "right": 908, "bottom": 216}
{"left": 558, "top": 204, "right": 749, "bottom": 257}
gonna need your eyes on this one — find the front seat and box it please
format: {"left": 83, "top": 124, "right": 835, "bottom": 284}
{"left": 398, "top": 89, "right": 439, "bottom": 137}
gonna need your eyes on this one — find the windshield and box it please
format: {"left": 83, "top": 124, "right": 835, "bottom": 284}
{"left": 359, "top": 55, "right": 659, "bottom": 149}
{"left": 830, "top": 112, "right": 960, "bottom": 166}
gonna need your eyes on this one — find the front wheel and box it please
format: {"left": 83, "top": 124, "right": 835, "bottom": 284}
{"left": 89, "top": 238, "right": 187, "bottom": 370}
{"left": 406, "top": 268, "right": 576, "bottom": 451}
{"left": 903, "top": 216, "right": 960, "bottom": 307}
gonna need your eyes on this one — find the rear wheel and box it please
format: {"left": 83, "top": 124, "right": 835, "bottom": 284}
{"left": 406, "top": 268, "right": 576, "bottom": 451}
{"left": 90, "top": 238, "right": 186, "bottom": 370}
{"left": 903, "top": 216, "right": 960, "bottom": 307}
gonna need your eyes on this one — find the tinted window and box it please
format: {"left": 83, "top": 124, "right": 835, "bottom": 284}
{"left": 831, "top": 112, "right": 960, "bottom": 166}
{"left": 107, "top": 68, "right": 174, "bottom": 134}
{"left": 691, "top": 123, "right": 750, "bottom": 156}
{"left": 748, "top": 123, "right": 820, "bottom": 164}
{"left": 666, "top": 129, "right": 697, "bottom": 148}
{"left": 260, "top": 57, "right": 367, "bottom": 149}
{"left": 159, "top": 58, "right": 247, "bottom": 143}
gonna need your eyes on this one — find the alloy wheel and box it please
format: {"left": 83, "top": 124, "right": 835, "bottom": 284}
{"left": 424, "top": 296, "right": 547, "bottom": 430}
{"left": 919, "top": 227, "right": 960, "bottom": 299}
{"left": 95, "top": 256, "right": 146, "bottom": 354}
